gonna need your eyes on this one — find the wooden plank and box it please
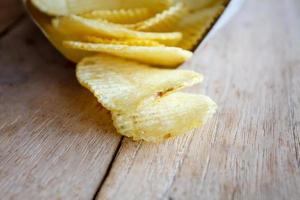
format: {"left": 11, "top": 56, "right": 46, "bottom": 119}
{"left": 96, "top": 0, "right": 300, "bottom": 199}
{"left": 0, "top": 0, "right": 24, "bottom": 33}
{"left": 0, "top": 19, "right": 121, "bottom": 199}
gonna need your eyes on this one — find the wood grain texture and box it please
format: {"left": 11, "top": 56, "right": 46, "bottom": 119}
{"left": 1, "top": 0, "right": 300, "bottom": 200}
{"left": 96, "top": 0, "right": 300, "bottom": 199}
{"left": 0, "top": 0, "right": 24, "bottom": 33}
{"left": 0, "top": 19, "right": 121, "bottom": 199}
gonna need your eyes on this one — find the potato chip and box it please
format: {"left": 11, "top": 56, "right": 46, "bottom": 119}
{"left": 76, "top": 55, "right": 203, "bottom": 111}
{"left": 84, "top": 36, "right": 164, "bottom": 47}
{"left": 178, "top": 5, "right": 224, "bottom": 28}
{"left": 177, "top": 5, "right": 224, "bottom": 50}
{"left": 64, "top": 41, "right": 193, "bottom": 67}
{"left": 112, "top": 92, "right": 217, "bottom": 142}
{"left": 81, "top": 8, "right": 152, "bottom": 24}
{"left": 26, "top": 0, "right": 219, "bottom": 142}
{"left": 174, "top": 0, "right": 228, "bottom": 11}
{"left": 25, "top": 0, "right": 93, "bottom": 62}
{"left": 53, "top": 15, "right": 182, "bottom": 46}
{"left": 134, "top": 2, "right": 187, "bottom": 32}
{"left": 31, "top": 0, "right": 172, "bottom": 16}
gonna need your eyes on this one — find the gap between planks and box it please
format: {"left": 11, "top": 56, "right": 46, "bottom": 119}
{"left": 0, "top": 0, "right": 25, "bottom": 36}
{"left": 0, "top": 15, "right": 26, "bottom": 39}
{"left": 92, "top": 136, "right": 124, "bottom": 200}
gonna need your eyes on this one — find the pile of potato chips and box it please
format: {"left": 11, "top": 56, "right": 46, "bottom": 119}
{"left": 25, "top": 0, "right": 226, "bottom": 142}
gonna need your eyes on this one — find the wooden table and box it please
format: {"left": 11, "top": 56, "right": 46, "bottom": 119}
{"left": 0, "top": 0, "right": 299, "bottom": 199}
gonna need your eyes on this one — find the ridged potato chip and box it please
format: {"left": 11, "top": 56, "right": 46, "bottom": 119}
{"left": 177, "top": 5, "right": 224, "bottom": 50}
{"left": 81, "top": 8, "right": 152, "bottom": 24}
{"left": 31, "top": 0, "right": 172, "bottom": 16}
{"left": 25, "top": 0, "right": 220, "bottom": 142}
{"left": 26, "top": 0, "right": 92, "bottom": 62}
{"left": 85, "top": 36, "right": 164, "bottom": 46}
{"left": 178, "top": 5, "right": 224, "bottom": 28}
{"left": 134, "top": 2, "right": 187, "bottom": 32}
{"left": 76, "top": 55, "right": 203, "bottom": 111}
{"left": 174, "top": 0, "right": 228, "bottom": 11}
{"left": 112, "top": 92, "right": 217, "bottom": 142}
{"left": 64, "top": 41, "right": 193, "bottom": 67}
{"left": 53, "top": 15, "right": 182, "bottom": 46}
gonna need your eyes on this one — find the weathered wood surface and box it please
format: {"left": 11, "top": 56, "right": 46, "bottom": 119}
{"left": 0, "top": 0, "right": 24, "bottom": 33}
{"left": 96, "top": 0, "right": 300, "bottom": 199}
{"left": 0, "top": 0, "right": 299, "bottom": 200}
{"left": 0, "top": 18, "right": 122, "bottom": 200}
